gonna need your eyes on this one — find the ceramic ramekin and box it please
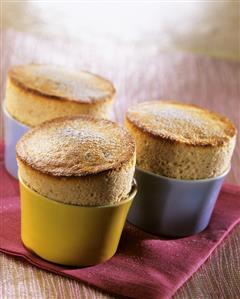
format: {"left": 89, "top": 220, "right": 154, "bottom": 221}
{"left": 127, "top": 167, "right": 229, "bottom": 237}
{"left": 19, "top": 176, "right": 137, "bottom": 266}
{"left": 3, "top": 105, "right": 29, "bottom": 178}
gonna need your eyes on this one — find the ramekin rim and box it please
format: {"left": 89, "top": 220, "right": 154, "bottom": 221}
{"left": 136, "top": 166, "right": 230, "bottom": 183}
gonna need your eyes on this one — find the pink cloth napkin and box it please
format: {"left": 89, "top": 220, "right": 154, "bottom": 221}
{"left": 0, "top": 143, "right": 240, "bottom": 299}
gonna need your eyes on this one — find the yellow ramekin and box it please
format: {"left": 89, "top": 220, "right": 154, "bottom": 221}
{"left": 19, "top": 175, "right": 137, "bottom": 266}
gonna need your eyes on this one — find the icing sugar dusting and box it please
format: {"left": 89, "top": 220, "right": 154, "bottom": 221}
{"left": 151, "top": 107, "right": 205, "bottom": 123}
{"left": 18, "top": 117, "right": 135, "bottom": 176}
{"left": 16, "top": 65, "right": 112, "bottom": 102}
{"left": 129, "top": 102, "right": 229, "bottom": 142}
{"left": 62, "top": 126, "right": 106, "bottom": 143}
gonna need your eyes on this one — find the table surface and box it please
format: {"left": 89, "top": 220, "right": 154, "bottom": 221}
{"left": 0, "top": 29, "right": 240, "bottom": 299}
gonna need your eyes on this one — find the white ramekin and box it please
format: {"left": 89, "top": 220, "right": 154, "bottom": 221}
{"left": 3, "top": 104, "right": 29, "bottom": 178}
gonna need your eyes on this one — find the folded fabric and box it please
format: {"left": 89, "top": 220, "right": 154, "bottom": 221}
{"left": 0, "top": 143, "right": 240, "bottom": 299}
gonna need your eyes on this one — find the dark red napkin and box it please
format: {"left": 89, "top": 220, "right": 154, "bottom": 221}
{"left": 0, "top": 143, "right": 240, "bottom": 299}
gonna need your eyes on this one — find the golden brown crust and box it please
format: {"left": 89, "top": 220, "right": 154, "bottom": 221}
{"left": 16, "top": 115, "right": 136, "bottom": 177}
{"left": 5, "top": 79, "right": 113, "bottom": 127}
{"left": 126, "top": 101, "right": 237, "bottom": 147}
{"left": 8, "top": 64, "right": 115, "bottom": 104}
